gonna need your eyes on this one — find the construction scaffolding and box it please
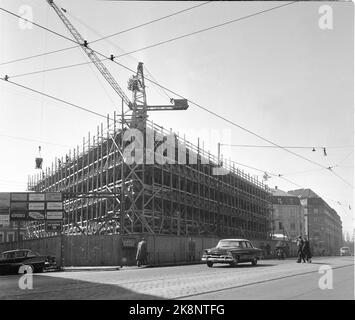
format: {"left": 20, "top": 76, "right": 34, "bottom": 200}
{"left": 27, "top": 112, "right": 272, "bottom": 240}
{"left": 24, "top": 1, "right": 272, "bottom": 240}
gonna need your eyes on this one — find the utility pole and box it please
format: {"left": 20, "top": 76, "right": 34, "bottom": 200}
{"left": 304, "top": 203, "right": 310, "bottom": 241}
{"left": 216, "top": 143, "right": 221, "bottom": 237}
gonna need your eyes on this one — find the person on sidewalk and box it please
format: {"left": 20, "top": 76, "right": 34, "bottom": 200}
{"left": 302, "top": 237, "right": 312, "bottom": 263}
{"left": 136, "top": 237, "right": 148, "bottom": 267}
{"left": 296, "top": 236, "right": 306, "bottom": 263}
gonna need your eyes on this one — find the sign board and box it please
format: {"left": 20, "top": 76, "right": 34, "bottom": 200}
{"left": 0, "top": 210, "right": 10, "bottom": 227}
{"left": 0, "top": 206, "right": 10, "bottom": 227}
{"left": 29, "top": 193, "right": 45, "bottom": 201}
{"left": 6, "top": 192, "right": 64, "bottom": 222}
{"left": 10, "top": 202, "right": 27, "bottom": 210}
{"left": 28, "top": 202, "right": 45, "bottom": 210}
{"left": 10, "top": 210, "right": 27, "bottom": 220}
{"left": 0, "top": 193, "right": 10, "bottom": 208}
{"left": 122, "top": 238, "right": 137, "bottom": 248}
{"left": 46, "top": 193, "right": 62, "bottom": 202}
{"left": 46, "top": 202, "right": 63, "bottom": 210}
{"left": 11, "top": 193, "right": 28, "bottom": 201}
{"left": 46, "top": 211, "right": 63, "bottom": 220}
{"left": 45, "top": 221, "right": 63, "bottom": 232}
{"left": 28, "top": 211, "right": 45, "bottom": 220}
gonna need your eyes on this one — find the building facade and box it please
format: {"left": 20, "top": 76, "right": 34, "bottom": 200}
{"left": 288, "top": 189, "right": 343, "bottom": 256}
{"left": 270, "top": 187, "right": 305, "bottom": 239}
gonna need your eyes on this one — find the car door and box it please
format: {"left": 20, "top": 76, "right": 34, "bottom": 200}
{"left": 245, "top": 241, "right": 255, "bottom": 260}
{"left": 238, "top": 241, "right": 249, "bottom": 261}
{"left": 25, "top": 250, "right": 43, "bottom": 268}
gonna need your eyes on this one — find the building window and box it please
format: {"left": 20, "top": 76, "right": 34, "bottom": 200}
{"left": 290, "top": 223, "right": 296, "bottom": 230}
{"left": 278, "top": 222, "right": 283, "bottom": 230}
{"left": 314, "top": 208, "right": 319, "bottom": 214}
{"left": 0, "top": 232, "right": 3, "bottom": 243}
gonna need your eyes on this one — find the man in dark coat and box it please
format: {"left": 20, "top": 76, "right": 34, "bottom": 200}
{"left": 302, "top": 237, "right": 312, "bottom": 263}
{"left": 136, "top": 238, "right": 148, "bottom": 267}
{"left": 296, "top": 236, "right": 306, "bottom": 263}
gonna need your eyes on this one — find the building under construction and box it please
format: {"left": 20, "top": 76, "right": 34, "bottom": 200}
{"left": 27, "top": 113, "right": 271, "bottom": 240}
{"left": 26, "top": 1, "right": 272, "bottom": 241}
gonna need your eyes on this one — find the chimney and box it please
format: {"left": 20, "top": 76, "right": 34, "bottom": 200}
{"left": 275, "top": 186, "right": 278, "bottom": 190}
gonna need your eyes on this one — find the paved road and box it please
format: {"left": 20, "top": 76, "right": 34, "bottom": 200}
{"left": 0, "top": 257, "right": 353, "bottom": 300}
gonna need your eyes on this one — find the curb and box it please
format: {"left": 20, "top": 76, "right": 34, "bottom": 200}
{"left": 62, "top": 266, "right": 121, "bottom": 272}
{"left": 61, "top": 261, "right": 203, "bottom": 272}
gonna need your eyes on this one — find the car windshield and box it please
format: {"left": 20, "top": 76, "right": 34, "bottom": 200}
{"left": 0, "top": 251, "right": 27, "bottom": 259}
{"left": 217, "top": 240, "right": 245, "bottom": 248}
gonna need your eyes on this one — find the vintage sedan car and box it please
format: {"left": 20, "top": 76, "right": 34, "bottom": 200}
{"left": 201, "top": 239, "right": 263, "bottom": 268}
{"left": 0, "top": 249, "right": 57, "bottom": 275}
{"left": 340, "top": 247, "right": 352, "bottom": 256}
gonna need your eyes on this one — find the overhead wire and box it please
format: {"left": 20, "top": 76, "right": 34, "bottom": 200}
{"left": 0, "top": 77, "right": 109, "bottom": 120}
{"left": 0, "top": 133, "right": 71, "bottom": 148}
{"left": 1, "top": 76, "right": 352, "bottom": 215}
{"left": 0, "top": 1, "right": 212, "bottom": 66}
{"left": 5, "top": 1, "right": 298, "bottom": 79}
{"left": 219, "top": 158, "right": 352, "bottom": 213}
{"left": 1, "top": 1, "right": 353, "bottom": 189}
{"left": 220, "top": 144, "right": 353, "bottom": 149}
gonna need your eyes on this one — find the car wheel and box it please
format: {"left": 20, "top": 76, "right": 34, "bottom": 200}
{"left": 251, "top": 258, "right": 258, "bottom": 266}
{"left": 207, "top": 261, "right": 213, "bottom": 268}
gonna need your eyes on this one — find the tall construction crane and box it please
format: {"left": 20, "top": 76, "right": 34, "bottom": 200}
{"left": 47, "top": 0, "right": 188, "bottom": 130}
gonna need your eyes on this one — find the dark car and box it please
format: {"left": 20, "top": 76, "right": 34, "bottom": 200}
{"left": 201, "top": 239, "right": 263, "bottom": 268}
{"left": 0, "top": 249, "right": 57, "bottom": 275}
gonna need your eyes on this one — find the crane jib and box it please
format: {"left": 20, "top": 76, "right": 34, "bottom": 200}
{"left": 47, "top": 0, "right": 189, "bottom": 113}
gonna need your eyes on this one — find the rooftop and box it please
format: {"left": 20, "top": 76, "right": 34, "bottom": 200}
{"left": 288, "top": 188, "right": 320, "bottom": 198}
{"left": 271, "top": 188, "right": 294, "bottom": 197}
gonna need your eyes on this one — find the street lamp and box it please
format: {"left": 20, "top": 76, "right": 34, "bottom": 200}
{"left": 304, "top": 205, "right": 310, "bottom": 241}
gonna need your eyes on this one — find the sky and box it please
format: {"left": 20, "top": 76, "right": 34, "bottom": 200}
{"left": 0, "top": 0, "right": 353, "bottom": 237}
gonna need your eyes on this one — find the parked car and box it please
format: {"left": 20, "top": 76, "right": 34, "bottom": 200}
{"left": 0, "top": 249, "right": 57, "bottom": 275}
{"left": 201, "top": 239, "right": 263, "bottom": 268}
{"left": 340, "top": 247, "right": 351, "bottom": 256}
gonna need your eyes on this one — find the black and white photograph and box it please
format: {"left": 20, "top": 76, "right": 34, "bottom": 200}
{"left": 0, "top": 0, "right": 354, "bottom": 307}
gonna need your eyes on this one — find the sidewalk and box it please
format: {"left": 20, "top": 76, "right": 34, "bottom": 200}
{"left": 61, "top": 260, "right": 203, "bottom": 272}
{"left": 61, "top": 256, "right": 332, "bottom": 272}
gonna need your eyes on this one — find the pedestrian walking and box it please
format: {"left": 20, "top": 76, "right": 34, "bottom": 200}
{"left": 296, "top": 236, "right": 306, "bottom": 263}
{"left": 136, "top": 237, "right": 148, "bottom": 267}
{"left": 302, "top": 237, "right": 312, "bottom": 263}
